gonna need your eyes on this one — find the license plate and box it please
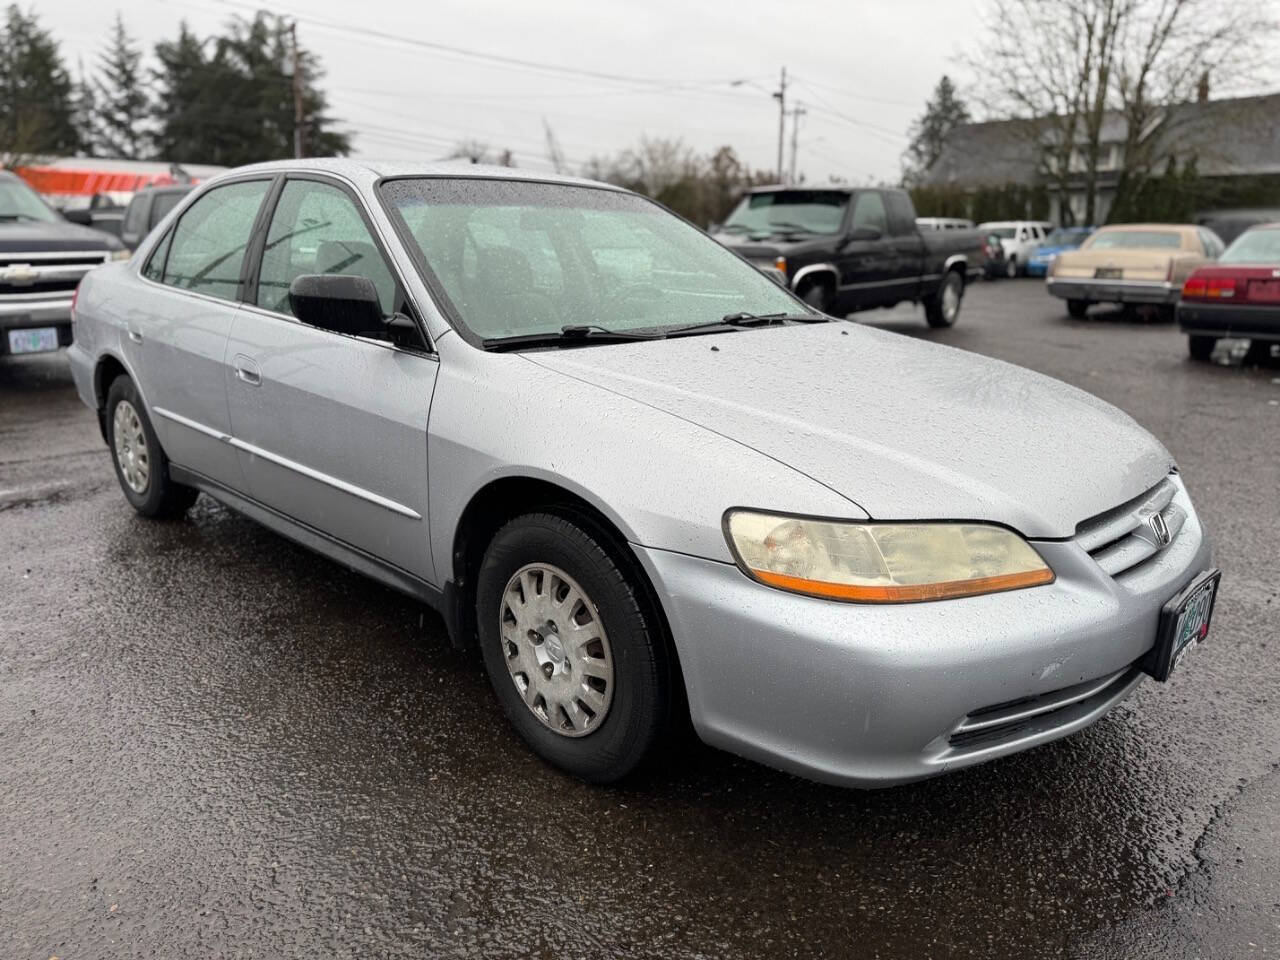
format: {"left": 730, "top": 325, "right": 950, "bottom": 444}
{"left": 7, "top": 327, "right": 60, "bottom": 354}
{"left": 1143, "top": 569, "right": 1221, "bottom": 681}
{"left": 1095, "top": 267, "right": 1123, "bottom": 279}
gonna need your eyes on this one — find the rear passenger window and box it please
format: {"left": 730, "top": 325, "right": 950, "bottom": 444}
{"left": 161, "top": 180, "right": 270, "bottom": 301}
{"left": 255, "top": 179, "right": 396, "bottom": 317}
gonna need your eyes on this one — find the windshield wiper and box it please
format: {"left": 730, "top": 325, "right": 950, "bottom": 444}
{"left": 482, "top": 324, "right": 664, "bottom": 351}
{"left": 665, "top": 311, "right": 829, "bottom": 336}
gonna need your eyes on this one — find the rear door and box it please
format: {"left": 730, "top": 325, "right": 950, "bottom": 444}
{"left": 225, "top": 174, "right": 437, "bottom": 582}
{"left": 132, "top": 177, "right": 272, "bottom": 490}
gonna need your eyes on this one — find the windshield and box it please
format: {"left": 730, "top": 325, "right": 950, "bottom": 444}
{"left": 0, "top": 177, "right": 58, "bottom": 223}
{"left": 1220, "top": 227, "right": 1280, "bottom": 264}
{"left": 1086, "top": 229, "right": 1182, "bottom": 250}
{"left": 984, "top": 226, "right": 1015, "bottom": 239}
{"left": 380, "top": 178, "right": 805, "bottom": 343}
{"left": 721, "top": 190, "right": 848, "bottom": 235}
{"left": 1044, "top": 228, "right": 1091, "bottom": 245}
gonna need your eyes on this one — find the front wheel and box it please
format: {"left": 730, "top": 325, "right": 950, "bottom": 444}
{"left": 925, "top": 270, "right": 963, "bottom": 328}
{"left": 1067, "top": 299, "right": 1090, "bottom": 319}
{"left": 105, "top": 375, "right": 198, "bottom": 518}
{"left": 1005, "top": 256, "right": 1019, "bottom": 279}
{"left": 476, "top": 512, "right": 673, "bottom": 783}
{"left": 801, "top": 282, "right": 833, "bottom": 315}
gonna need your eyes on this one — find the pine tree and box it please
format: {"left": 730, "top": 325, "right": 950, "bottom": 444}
{"left": 0, "top": 4, "right": 81, "bottom": 165}
{"left": 94, "top": 14, "right": 149, "bottom": 159}
{"left": 71, "top": 58, "right": 97, "bottom": 157}
{"left": 152, "top": 21, "right": 212, "bottom": 162}
{"left": 902, "top": 75, "right": 971, "bottom": 187}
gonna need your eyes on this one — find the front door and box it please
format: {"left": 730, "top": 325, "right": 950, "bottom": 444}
{"left": 834, "top": 190, "right": 896, "bottom": 311}
{"left": 224, "top": 176, "right": 437, "bottom": 583}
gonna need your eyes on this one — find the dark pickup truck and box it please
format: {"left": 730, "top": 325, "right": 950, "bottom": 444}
{"left": 713, "top": 186, "right": 985, "bottom": 327}
{"left": 0, "top": 171, "right": 126, "bottom": 358}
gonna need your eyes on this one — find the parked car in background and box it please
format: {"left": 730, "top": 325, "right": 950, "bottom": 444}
{"left": 715, "top": 186, "right": 984, "bottom": 327}
{"left": 916, "top": 217, "right": 975, "bottom": 231}
{"left": 1026, "top": 226, "right": 1095, "bottom": 277}
{"left": 981, "top": 232, "right": 1009, "bottom": 279}
{"left": 0, "top": 170, "right": 127, "bottom": 358}
{"left": 67, "top": 158, "right": 1217, "bottom": 789}
{"left": 1178, "top": 222, "right": 1280, "bottom": 361}
{"left": 1195, "top": 208, "right": 1280, "bottom": 247}
{"left": 978, "top": 220, "right": 1055, "bottom": 278}
{"left": 1048, "top": 224, "right": 1222, "bottom": 319}
{"left": 120, "top": 184, "right": 196, "bottom": 251}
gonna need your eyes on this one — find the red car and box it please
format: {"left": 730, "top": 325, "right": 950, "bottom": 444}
{"left": 1178, "top": 223, "right": 1280, "bottom": 361}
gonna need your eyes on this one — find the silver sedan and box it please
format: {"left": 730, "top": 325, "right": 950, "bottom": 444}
{"left": 67, "top": 159, "right": 1219, "bottom": 786}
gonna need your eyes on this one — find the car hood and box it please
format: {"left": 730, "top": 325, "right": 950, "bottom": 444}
{"left": 0, "top": 218, "right": 122, "bottom": 252}
{"left": 526, "top": 323, "right": 1173, "bottom": 538}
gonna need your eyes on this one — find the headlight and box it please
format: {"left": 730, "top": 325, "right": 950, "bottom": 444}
{"left": 724, "top": 511, "right": 1054, "bottom": 603}
{"left": 110, "top": 249, "right": 131, "bottom": 261}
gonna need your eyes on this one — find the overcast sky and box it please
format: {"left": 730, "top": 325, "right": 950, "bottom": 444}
{"left": 38, "top": 0, "right": 994, "bottom": 182}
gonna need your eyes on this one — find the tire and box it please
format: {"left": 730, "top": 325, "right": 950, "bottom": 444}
{"left": 1187, "top": 335, "right": 1217, "bottom": 362}
{"left": 925, "top": 269, "right": 964, "bottom": 328}
{"left": 105, "top": 375, "right": 198, "bottom": 519}
{"left": 801, "top": 282, "right": 833, "bottom": 315}
{"left": 1067, "top": 299, "right": 1090, "bottom": 319}
{"left": 476, "top": 511, "right": 672, "bottom": 783}
{"left": 1005, "top": 256, "right": 1019, "bottom": 279}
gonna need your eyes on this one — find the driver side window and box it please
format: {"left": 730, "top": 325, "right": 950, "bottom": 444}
{"left": 850, "top": 192, "right": 888, "bottom": 234}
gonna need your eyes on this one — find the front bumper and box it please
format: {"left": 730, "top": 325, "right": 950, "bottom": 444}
{"left": 635, "top": 482, "right": 1211, "bottom": 788}
{"left": 1047, "top": 277, "right": 1178, "bottom": 305}
{"left": 0, "top": 297, "right": 73, "bottom": 354}
{"left": 1178, "top": 300, "right": 1280, "bottom": 341}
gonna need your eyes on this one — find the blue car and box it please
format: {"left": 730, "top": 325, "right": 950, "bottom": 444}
{"left": 1026, "top": 226, "right": 1096, "bottom": 277}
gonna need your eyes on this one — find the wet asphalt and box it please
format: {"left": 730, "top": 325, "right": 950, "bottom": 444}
{"left": 2, "top": 279, "right": 1278, "bottom": 959}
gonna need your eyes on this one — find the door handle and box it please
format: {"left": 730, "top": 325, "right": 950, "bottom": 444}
{"left": 127, "top": 328, "right": 143, "bottom": 343}
{"left": 233, "top": 354, "right": 261, "bottom": 386}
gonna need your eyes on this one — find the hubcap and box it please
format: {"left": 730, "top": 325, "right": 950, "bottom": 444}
{"left": 942, "top": 277, "right": 961, "bottom": 321}
{"left": 499, "top": 563, "right": 614, "bottom": 737}
{"left": 112, "top": 400, "right": 150, "bottom": 494}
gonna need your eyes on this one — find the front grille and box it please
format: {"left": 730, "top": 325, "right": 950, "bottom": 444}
{"left": 0, "top": 278, "right": 79, "bottom": 296}
{"left": 0, "top": 251, "right": 108, "bottom": 302}
{"left": 1074, "top": 476, "right": 1184, "bottom": 578}
{"left": 0, "top": 253, "right": 108, "bottom": 268}
{"left": 948, "top": 663, "right": 1139, "bottom": 750}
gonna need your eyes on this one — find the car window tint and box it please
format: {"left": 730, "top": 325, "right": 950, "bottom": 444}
{"left": 122, "top": 197, "right": 147, "bottom": 236}
{"left": 142, "top": 228, "right": 172, "bottom": 282}
{"left": 256, "top": 179, "right": 395, "bottom": 317}
{"left": 162, "top": 180, "right": 269, "bottom": 301}
{"left": 851, "top": 191, "right": 888, "bottom": 234}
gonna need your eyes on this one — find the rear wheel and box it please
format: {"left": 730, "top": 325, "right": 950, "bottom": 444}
{"left": 1067, "top": 299, "right": 1090, "bottom": 319}
{"left": 925, "top": 270, "right": 964, "bottom": 328}
{"left": 1188, "top": 335, "right": 1217, "bottom": 362}
{"left": 105, "top": 375, "right": 198, "bottom": 518}
{"left": 476, "top": 512, "right": 672, "bottom": 783}
{"left": 1005, "top": 256, "right": 1019, "bottom": 279}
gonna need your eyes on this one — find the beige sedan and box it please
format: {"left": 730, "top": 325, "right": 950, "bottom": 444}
{"left": 1047, "top": 223, "right": 1223, "bottom": 318}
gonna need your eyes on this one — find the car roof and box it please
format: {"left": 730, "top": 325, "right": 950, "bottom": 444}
{"left": 743, "top": 184, "right": 856, "bottom": 195}
{"left": 1094, "top": 222, "right": 1195, "bottom": 233}
{"left": 217, "top": 157, "right": 627, "bottom": 193}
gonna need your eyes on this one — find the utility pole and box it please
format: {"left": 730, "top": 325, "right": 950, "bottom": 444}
{"left": 290, "top": 21, "right": 304, "bottom": 159}
{"left": 772, "top": 66, "right": 787, "bottom": 184}
{"left": 789, "top": 103, "right": 807, "bottom": 184}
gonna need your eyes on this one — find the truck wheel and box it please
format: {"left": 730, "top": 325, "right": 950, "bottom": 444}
{"left": 925, "top": 270, "right": 963, "bottom": 328}
{"left": 1067, "top": 300, "right": 1090, "bottom": 319}
{"left": 105, "top": 375, "right": 199, "bottom": 518}
{"left": 1005, "top": 257, "right": 1019, "bottom": 279}
{"left": 1188, "top": 336, "right": 1217, "bottom": 362}
{"left": 475, "top": 511, "right": 673, "bottom": 783}
{"left": 801, "top": 283, "right": 833, "bottom": 315}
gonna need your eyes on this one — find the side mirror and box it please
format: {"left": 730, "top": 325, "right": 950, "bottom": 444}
{"left": 62, "top": 208, "right": 93, "bottom": 226}
{"left": 288, "top": 274, "right": 385, "bottom": 337}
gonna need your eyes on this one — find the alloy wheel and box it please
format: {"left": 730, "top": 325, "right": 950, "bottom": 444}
{"left": 499, "top": 563, "right": 614, "bottom": 737}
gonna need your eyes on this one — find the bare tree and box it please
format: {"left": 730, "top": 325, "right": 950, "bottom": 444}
{"left": 969, "top": 0, "right": 1274, "bottom": 224}
{"left": 447, "top": 138, "right": 515, "bottom": 166}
